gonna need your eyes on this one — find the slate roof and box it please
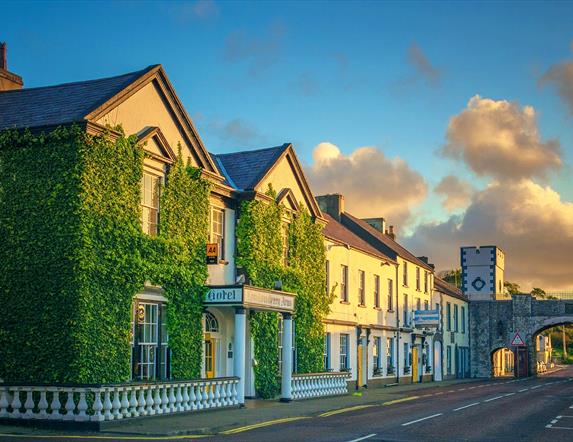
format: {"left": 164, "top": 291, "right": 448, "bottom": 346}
{"left": 340, "top": 212, "right": 434, "bottom": 271}
{"left": 0, "top": 65, "right": 157, "bottom": 131}
{"left": 323, "top": 213, "right": 396, "bottom": 264}
{"left": 435, "top": 277, "right": 467, "bottom": 301}
{"left": 211, "top": 144, "right": 289, "bottom": 190}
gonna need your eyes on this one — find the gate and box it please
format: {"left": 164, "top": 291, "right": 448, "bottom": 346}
{"left": 515, "top": 347, "right": 528, "bottom": 377}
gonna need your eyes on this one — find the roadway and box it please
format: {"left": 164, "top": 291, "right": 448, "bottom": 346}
{"left": 0, "top": 366, "right": 571, "bottom": 441}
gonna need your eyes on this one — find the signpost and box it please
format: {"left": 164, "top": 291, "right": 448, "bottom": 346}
{"left": 206, "top": 243, "right": 218, "bottom": 265}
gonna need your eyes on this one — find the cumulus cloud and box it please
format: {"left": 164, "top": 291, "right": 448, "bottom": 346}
{"left": 442, "top": 95, "right": 561, "bottom": 181}
{"left": 540, "top": 58, "right": 573, "bottom": 115}
{"left": 224, "top": 24, "right": 285, "bottom": 78}
{"left": 405, "top": 180, "right": 573, "bottom": 290}
{"left": 408, "top": 42, "right": 441, "bottom": 87}
{"left": 434, "top": 175, "right": 474, "bottom": 212}
{"left": 305, "top": 142, "right": 428, "bottom": 228}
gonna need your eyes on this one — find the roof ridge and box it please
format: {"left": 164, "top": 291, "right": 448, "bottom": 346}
{"left": 0, "top": 65, "right": 158, "bottom": 95}
{"left": 214, "top": 143, "right": 288, "bottom": 158}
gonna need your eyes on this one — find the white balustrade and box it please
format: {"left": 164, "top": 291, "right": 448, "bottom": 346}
{"left": 291, "top": 372, "right": 349, "bottom": 400}
{"left": 0, "top": 377, "right": 239, "bottom": 423}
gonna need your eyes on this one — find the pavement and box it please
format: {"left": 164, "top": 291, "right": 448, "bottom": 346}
{"left": 0, "top": 366, "right": 571, "bottom": 441}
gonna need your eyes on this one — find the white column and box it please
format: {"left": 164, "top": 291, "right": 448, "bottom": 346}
{"left": 280, "top": 312, "right": 293, "bottom": 402}
{"left": 234, "top": 307, "right": 246, "bottom": 406}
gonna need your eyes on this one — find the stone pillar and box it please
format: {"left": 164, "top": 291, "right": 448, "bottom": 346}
{"left": 280, "top": 312, "right": 293, "bottom": 402}
{"left": 234, "top": 307, "right": 246, "bottom": 406}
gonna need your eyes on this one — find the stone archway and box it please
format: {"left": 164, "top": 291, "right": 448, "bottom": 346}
{"left": 491, "top": 347, "right": 514, "bottom": 377}
{"left": 528, "top": 316, "right": 573, "bottom": 376}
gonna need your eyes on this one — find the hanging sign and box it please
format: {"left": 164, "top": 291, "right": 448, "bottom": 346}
{"left": 413, "top": 309, "right": 440, "bottom": 328}
{"left": 206, "top": 243, "right": 219, "bottom": 265}
{"left": 511, "top": 332, "right": 525, "bottom": 346}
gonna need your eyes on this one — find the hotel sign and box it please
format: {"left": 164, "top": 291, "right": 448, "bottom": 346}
{"left": 204, "top": 285, "right": 295, "bottom": 313}
{"left": 413, "top": 309, "right": 439, "bottom": 328}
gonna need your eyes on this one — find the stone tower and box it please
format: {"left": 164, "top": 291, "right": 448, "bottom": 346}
{"left": 461, "top": 246, "right": 505, "bottom": 300}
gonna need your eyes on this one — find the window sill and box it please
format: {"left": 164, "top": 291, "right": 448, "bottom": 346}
{"left": 340, "top": 301, "right": 350, "bottom": 305}
{"left": 373, "top": 307, "right": 382, "bottom": 311}
{"left": 358, "top": 304, "right": 366, "bottom": 308}
{"left": 387, "top": 309, "right": 395, "bottom": 313}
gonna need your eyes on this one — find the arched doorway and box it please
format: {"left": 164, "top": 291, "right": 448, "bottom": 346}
{"left": 491, "top": 347, "right": 514, "bottom": 377}
{"left": 204, "top": 311, "right": 221, "bottom": 378}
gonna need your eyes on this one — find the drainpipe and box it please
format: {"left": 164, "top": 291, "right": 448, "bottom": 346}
{"left": 396, "top": 263, "right": 400, "bottom": 384}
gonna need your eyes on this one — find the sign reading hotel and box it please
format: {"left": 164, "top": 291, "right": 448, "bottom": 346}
{"left": 413, "top": 309, "right": 439, "bottom": 328}
{"left": 204, "top": 285, "right": 295, "bottom": 312}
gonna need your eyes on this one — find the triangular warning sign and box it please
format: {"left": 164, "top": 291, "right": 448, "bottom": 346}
{"left": 511, "top": 332, "right": 525, "bottom": 346}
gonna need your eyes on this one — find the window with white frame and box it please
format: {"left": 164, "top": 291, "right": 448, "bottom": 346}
{"left": 386, "top": 337, "right": 395, "bottom": 370}
{"left": 387, "top": 279, "right": 394, "bottom": 311}
{"left": 324, "top": 332, "right": 331, "bottom": 371}
{"left": 141, "top": 173, "right": 161, "bottom": 236}
{"left": 374, "top": 274, "right": 380, "bottom": 308}
{"left": 210, "top": 206, "right": 225, "bottom": 260}
{"left": 404, "top": 342, "right": 410, "bottom": 368}
{"left": 340, "top": 334, "right": 349, "bottom": 370}
{"left": 132, "top": 301, "right": 168, "bottom": 380}
{"left": 424, "top": 272, "right": 428, "bottom": 293}
{"left": 446, "top": 302, "right": 452, "bottom": 331}
{"left": 373, "top": 336, "right": 382, "bottom": 374}
{"left": 403, "top": 294, "right": 409, "bottom": 325}
{"left": 447, "top": 345, "right": 452, "bottom": 374}
{"left": 403, "top": 262, "right": 408, "bottom": 286}
{"left": 341, "top": 265, "right": 348, "bottom": 302}
{"left": 416, "top": 267, "right": 421, "bottom": 291}
{"left": 358, "top": 270, "right": 365, "bottom": 306}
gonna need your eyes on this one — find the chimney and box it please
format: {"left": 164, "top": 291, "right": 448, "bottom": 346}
{"left": 0, "top": 42, "right": 23, "bottom": 91}
{"left": 363, "top": 217, "right": 386, "bottom": 234}
{"left": 316, "top": 194, "right": 345, "bottom": 222}
{"left": 386, "top": 225, "right": 395, "bottom": 240}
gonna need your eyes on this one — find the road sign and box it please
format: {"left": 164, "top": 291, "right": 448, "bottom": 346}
{"left": 206, "top": 243, "right": 219, "bottom": 265}
{"left": 413, "top": 309, "right": 439, "bottom": 328}
{"left": 511, "top": 332, "right": 525, "bottom": 346}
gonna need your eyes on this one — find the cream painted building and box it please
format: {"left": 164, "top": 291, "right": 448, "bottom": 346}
{"left": 318, "top": 194, "right": 437, "bottom": 386}
{"left": 433, "top": 278, "right": 470, "bottom": 380}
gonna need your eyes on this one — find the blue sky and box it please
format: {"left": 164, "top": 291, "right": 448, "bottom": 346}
{"left": 3, "top": 0, "right": 573, "bottom": 287}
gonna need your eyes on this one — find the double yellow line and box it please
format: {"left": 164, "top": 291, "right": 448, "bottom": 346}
{"left": 221, "top": 416, "right": 310, "bottom": 434}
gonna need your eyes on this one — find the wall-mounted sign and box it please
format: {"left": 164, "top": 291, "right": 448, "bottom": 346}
{"left": 413, "top": 309, "right": 439, "bottom": 328}
{"left": 204, "top": 286, "right": 242, "bottom": 303}
{"left": 244, "top": 286, "right": 295, "bottom": 312}
{"left": 206, "top": 243, "right": 218, "bottom": 265}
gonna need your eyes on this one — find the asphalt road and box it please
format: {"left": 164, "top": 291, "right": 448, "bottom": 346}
{"left": 1, "top": 367, "right": 572, "bottom": 442}
{"left": 212, "top": 365, "right": 573, "bottom": 442}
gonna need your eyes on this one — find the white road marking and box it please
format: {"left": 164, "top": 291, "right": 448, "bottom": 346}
{"left": 453, "top": 402, "right": 480, "bottom": 411}
{"left": 551, "top": 419, "right": 558, "bottom": 424}
{"left": 401, "top": 413, "right": 443, "bottom": 426}
{"left": 518, "top": 388, "right": 529, "bottom": 392}
{"left": 346, "top": 434, "right": 377, "bottom": 442}
{"left": 503, "top": 393, "right": 516, "bottom": 397}
{"left": 548, "top": 425, "right": 573, "bottom": 430}
{"left": 531, "top": 385, "right": 542, "bottom": 390}
{"left": 484, "top": 395, "right": 505, "bottom": 402}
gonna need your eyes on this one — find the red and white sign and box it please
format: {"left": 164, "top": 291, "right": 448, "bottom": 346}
{"left": 511, "top": 332, "right": 525, "bottom": 346}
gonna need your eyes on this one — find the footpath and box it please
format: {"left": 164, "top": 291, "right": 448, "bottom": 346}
{"left": 0, "top": 378, "right": 487, "bottom": 439}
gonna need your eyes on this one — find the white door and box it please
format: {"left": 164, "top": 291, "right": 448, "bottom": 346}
{"left": 434, "top": 341, "right": 443, "bottom": 381}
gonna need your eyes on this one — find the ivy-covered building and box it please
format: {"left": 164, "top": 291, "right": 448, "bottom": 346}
{"left": 0, "top": 56, "right": 333, "bottom": 414}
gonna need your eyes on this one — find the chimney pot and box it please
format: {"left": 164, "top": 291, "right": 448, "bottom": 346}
{"left": 0, "top": 42, "right": 6, "bottom": 70}
{"left": 387, "top": 225, "right": 395, "bottom": 240}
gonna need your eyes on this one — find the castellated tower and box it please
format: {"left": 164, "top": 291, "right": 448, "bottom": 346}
{"left": 461, "top": 246, "right": 505, "bottom": 301}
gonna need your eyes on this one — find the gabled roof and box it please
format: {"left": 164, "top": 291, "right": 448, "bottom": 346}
{"left": 0, "top": 66, "right": 156, "bottom": 131}
{"left": 212, "top": 144, "right": 289, "bottom": 191}
{"left": 341, "top": 212, "right": 434, "bottom": 271}
{"left": 435, "top": 277, "right": 467, "bottom": 301}
{"left": 323, "top": 213, "right": 396, "bottom": 265}
{"left": 0, "top": 64, "right": 220, "bottom": 176}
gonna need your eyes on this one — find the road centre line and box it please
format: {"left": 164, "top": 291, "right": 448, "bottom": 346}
{"left": 519, "top": 388, "right": 529, "bottom": 392}
{"left": 453, "top": 402, "right": 480, "bottom": 411}
{"left": 531, "top": 385, "right": 542, "bottom": 389}
{"left": 402, "top": 413, "right": 443, "bottom": 426}
{"left": 346, "top": 434, "right": 377, "bottom": 442}
{"left": 484, "top": 395, "right": 505, "bottom": 402}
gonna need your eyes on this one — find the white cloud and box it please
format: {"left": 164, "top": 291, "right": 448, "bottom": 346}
{"left": 434, "top": 175, "right": 474, "bottom": 212}
{"left": 306, "top": 142, "right": 428, "bottom": 229}
{"left": 442, "top": 95, "right": 561, "bottom": 181}
{"left": 406, "top": 179, "right": 573, "bottom": 291}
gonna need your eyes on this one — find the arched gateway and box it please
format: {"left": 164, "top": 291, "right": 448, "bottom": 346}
{"left": 470, "top": 294, "right": 573, "bottom": 377}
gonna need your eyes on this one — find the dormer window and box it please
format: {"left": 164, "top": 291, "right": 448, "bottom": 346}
{"left": 141, "top": 172, "right": 161, "bottom": 236}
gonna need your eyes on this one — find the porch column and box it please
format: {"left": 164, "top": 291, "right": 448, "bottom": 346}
{"left": 234, "top": 307, "right": 246, "bottom": 406}
{"left": 280, "top": 312, "right": 293, "bottom": 402}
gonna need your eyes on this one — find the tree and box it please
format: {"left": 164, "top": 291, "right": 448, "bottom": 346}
{"left": 439, "top": 269, "right": 462, "bottom": 288}
{"left": 504, "top": 281, "right": 521, "bottom": 295}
